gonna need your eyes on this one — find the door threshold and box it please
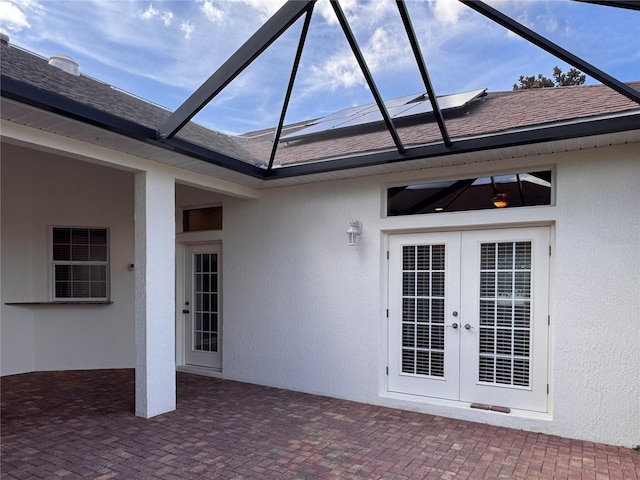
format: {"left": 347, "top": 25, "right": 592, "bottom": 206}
{"left": 177, "top": 365, "right": 222, "bottom": 378}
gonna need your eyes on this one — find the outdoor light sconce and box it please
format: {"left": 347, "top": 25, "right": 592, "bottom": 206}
{"left": 347, "top": 221, "right": 362, "bottom": 246}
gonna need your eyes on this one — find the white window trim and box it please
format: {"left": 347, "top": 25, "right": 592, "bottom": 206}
{"left": 50, "top": 226, "right": 110, "bottom": 302}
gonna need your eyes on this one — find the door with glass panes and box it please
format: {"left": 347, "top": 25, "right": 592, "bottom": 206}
{"left": 184, "top": 244, "right": 222, "bottom": 369}
{"left": 388, "top": 227, "right": 549, "bottom": 412}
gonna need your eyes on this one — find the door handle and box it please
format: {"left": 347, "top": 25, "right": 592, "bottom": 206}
{"left": 450, "top": 323, "right": 459, "bottom": 329}
{"left": 182, "top": 309, "right": 190, "bottom": 314}
{"left": 464, "top": 323, "right": 474, "bottom": 330}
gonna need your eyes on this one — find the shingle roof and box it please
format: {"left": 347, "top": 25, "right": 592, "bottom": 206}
{"left": 2, "top": 38, "right": 639, "bottom": 177}
{"left": 263, "top": 81, "right": 640, "bottom": 166}
{"left": 0, "top": 41, "right": 257, "bottom": 165}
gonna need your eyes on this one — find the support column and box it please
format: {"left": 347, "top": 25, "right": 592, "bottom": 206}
{"left": 134, "top": 170, "right": 176, "bottom": 418}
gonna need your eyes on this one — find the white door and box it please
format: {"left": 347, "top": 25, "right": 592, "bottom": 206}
{"left": 183, "top": 244, "right": 222, "bottom": 369}
{"left": 388, "top": 227, "right": 549, "bottom": 413}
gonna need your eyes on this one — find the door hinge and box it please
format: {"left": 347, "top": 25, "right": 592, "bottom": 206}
{"left": 386, "top": 309, "right": 389, "bottom": 318}
{"left": 547, "top": 384, "right": 549, "bottom": 395}
{"left": 387, "top": 250, "right": 389, "bottom": 260}
{"left": 549, "top": 245, "right": 552, "bottom": 256}
{"left": 548, "top": 315, "right": 551, "bottom": 325}
{"left": 386, "top": 366, "right": 389, "bottom": 375}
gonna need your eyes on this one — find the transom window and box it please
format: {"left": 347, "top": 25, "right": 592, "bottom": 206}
{"left": 387, "top": 170, "right": 552, "bottom": 216}
{"left": 51, "top": 227, "right": 109, "bottom": 301}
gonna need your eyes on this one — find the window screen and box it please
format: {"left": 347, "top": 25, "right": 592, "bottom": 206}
{"left": 52, "top": 227, "right": 109, "bottom": 301}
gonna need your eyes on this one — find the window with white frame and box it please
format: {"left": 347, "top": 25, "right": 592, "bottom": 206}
{"left": 52, "top": 227, "right": 109, "bottom": 301}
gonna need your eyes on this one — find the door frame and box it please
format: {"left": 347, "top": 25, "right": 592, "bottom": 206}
{"left": 383, "top": 224, "right": 553, "bottom": 414}
{"left": 175, "top": 240, "right": 223, "bottom": 377}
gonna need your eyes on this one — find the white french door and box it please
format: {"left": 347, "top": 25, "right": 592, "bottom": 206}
{"left": 183, "top": 244, "right": 222, "bottom": 369}
{"left": 388, "top": 227, "right": 550, "bottom": 413}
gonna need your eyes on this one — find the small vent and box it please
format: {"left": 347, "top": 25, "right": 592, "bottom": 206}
{"left": 49, "top": 54, "right": 79, "bottom": 76}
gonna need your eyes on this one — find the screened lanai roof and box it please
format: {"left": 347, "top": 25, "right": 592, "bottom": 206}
{"left": 1, "top": 0, "right": 639, "bottom": 182}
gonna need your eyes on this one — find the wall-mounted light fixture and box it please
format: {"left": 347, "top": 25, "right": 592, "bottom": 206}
{"left": 347, "top": 221, "right": 362, "bottom": 246}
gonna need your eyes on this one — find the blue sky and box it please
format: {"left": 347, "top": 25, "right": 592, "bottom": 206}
{"left": 2, "top": 0, "right": 639, "bottom": 134}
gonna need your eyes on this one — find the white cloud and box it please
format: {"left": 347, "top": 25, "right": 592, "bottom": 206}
{"left": 538, "top": 14, "right": 558, "bottom": 33}
{"left": 140, "top": 4, "right": 158, "bottom": 20}
{"left": 0, "top": 3, "right": 30, "bottom": 31}
{"left": 140, "top": 4, "right": 175, "bottom": 27}
{"left": 161, "top": 11, "right": 174, "bottom": 26}
{"left": 201, "top": 1, "right": 224, "bottom": 23}
{"left": 315, "top": 0, "right": 358, "bottom": 25}
{"left": 429, "top": 0, "right": 466, "bottom": 25}
{"left": 310, "top": 54, "right": 363, "bottom": 91}
{"left": 0, "top": 0, "right": 43, "bottom": 33}
{"left": 180, "top": 20, "right": 194, "bottom": 40}
{"left": 241, "top": 0, "right": 286, "bottom": 20}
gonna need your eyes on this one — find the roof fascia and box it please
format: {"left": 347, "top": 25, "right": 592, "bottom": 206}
{"left": 1, "top": 76, "right": 155, "bottom": 139}
{"left": 1, "top": 75, "right": 267, "bottom": 179}
{"left": 459, "top": 1, "right": 640, "bottom": 106}
{"left": 263, "top": 112, "right": 640, "bottom": 178}
{"left": 158, "top": 0, "right": 315, "bottom": 141}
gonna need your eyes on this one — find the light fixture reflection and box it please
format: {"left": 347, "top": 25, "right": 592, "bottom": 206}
{"left": 347, "top": 221, "right": 362, "bottom": 246}
{"left": 492, "top": 192, "right": 509, "bottom": 208}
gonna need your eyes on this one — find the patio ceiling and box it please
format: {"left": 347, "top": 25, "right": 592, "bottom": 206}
{"left": 2, "top": 0, "right": 640, "bottom": 182}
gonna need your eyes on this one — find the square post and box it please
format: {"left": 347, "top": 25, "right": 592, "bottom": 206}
{"left": 134, "top": 170, "right": 176, "bottom": 418}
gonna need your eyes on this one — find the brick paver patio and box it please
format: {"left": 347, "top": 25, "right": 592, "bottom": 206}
{"left": 2, "top": 370, "right": 638, "bottom": 479}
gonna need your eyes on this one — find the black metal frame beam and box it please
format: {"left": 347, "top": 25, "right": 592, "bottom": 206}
{"left": 267, "top": 5, "right": 314, "bottom": 170}
{"left": 158, "top": 0, "right": 315, "bottom": 140}
{"left": 396, "top": 0, "right": 452, "bottom": 147}
{"left": 4, "top": 1, "right": 639, "bottom": 182}
{"left": 459, "top": 0, "right": 640, "bottom": 105}
{"left": 330, "top": 0, "right": 406, "bottom": 154}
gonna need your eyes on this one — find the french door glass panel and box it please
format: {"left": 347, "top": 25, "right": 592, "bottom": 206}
{"left": 193, "top": 252, "right": 218, "bottom": 353}
{"left": 389, "top": 227, "right": 549, "bottom": 413}
{"left": 388, "top": 232, "right": 460, "bottom": 400}
{"left": 459, "top": 228, "right": 549, "bottom": 411}
{"left": 401, "top": 244, "right": 446, "bottom": 377}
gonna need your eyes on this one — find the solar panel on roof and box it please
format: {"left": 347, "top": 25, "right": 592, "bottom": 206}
{"left": 401, "top": 89, "right": 486, "bottom": 118}
{"left": 281, "top": 88, "right": 486, "bottom": 141}
{"left": 313, "top": 103, "right": 375, "bottom": 125}
{"left": 336, "top": 102, "right": 420, "bottom": 129}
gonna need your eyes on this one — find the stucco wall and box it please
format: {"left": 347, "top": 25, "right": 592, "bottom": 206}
{"left": 221, "top": 143, "right": 639, "bottom": 447}
{"left": 1, "top": 145, "right": 136, "bottom": 375}
{"left": 553, "top": 146, "right": 640, "bottom": 446}
{"left": 223, "top": 178, "right": 383, "bottom": 401}
{"left": 2, "top": 137, "right": 638, "bottom": 446}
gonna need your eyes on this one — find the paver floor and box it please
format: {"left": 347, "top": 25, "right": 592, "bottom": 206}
{"left": 2, "top": 370, "right": 639, "bottom": 479}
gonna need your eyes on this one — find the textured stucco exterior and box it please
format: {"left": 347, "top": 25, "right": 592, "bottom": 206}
{"left": 1, "top": 137, "right": 638, "bottom": 446}
{"left": 1, "top": 145, "right": 136, "bottom": 375}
